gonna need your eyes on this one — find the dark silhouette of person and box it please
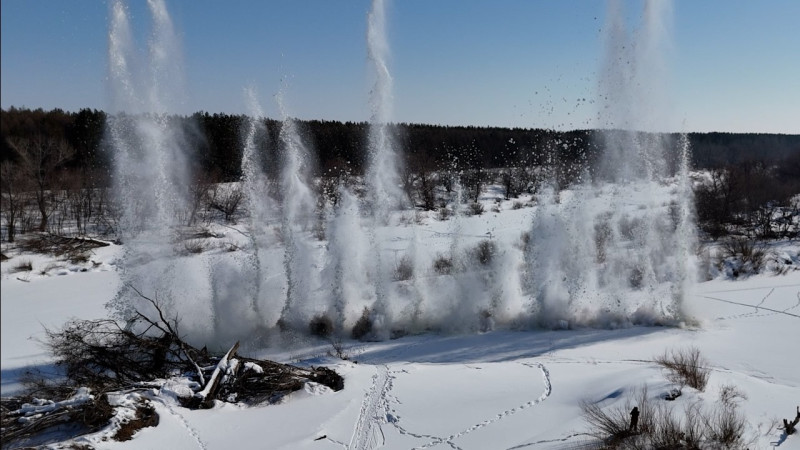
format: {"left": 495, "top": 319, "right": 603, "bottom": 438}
{"left": 630, "top": 406, "right": 640, "bottom": 432}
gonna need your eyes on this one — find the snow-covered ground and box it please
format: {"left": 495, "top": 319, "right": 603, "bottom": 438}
{"left": 2, "top": 201, "right": 799, "bottom": 449}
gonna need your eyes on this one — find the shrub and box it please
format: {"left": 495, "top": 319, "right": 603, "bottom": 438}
{"left": 351, "top": 307, "right": 372, "bottom": 340}
{"left": 628, "top": 267, "right": 644, "bottom": 289}
{"left": 467, "top": 202, "right": 484, "bottom": 216}
{"left": 394, "top": 255, "right": 413, "bottom": 281}
{"left": 471, "top": 240, "right": 496, "bottom": 266}
{"left": 581, "top": 384, "right": 750, "bottom": 449}
{"left": 654, "top": 347, "right": 710, "bottom": 391}
{"left": 309, "top": 315, "right": 334, "bottom": 337}
{"left": 218, "top": 241, "right": 240, "bottom": 252}
{"left": 10, "top": 259, "right": 33, "bottom": 273}
{"left": 181, "top": 239, "right": 208, "bottom": 255}
{"left": 326, "top": 335, "right": 349, "bottom": 361}
{"left": 517, "top": 231, "right": 531, "bottom": 252}
{"left": 719, "top": 237, "right": 766, "bottom": 277}
{"left": 718, "top": 384, "right": 747, "bottom": 407}
{"left": 433, "top": 254, "right": 454, "bottom": 275}
{"left": 704, "top": 405, "right": 746, "bottom": 448}
{"left": 68, "top": 251, "right": 90, "bottom": 264}
{"left": 581, "top": 386, "right": 652, "bottom": 444}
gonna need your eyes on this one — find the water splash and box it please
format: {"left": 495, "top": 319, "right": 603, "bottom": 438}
{"left": 107, "top": 0, "right": 197, "bottom": 335}
{"left": 106, "top": 0, "right": 698, "bottom": 348}
{"left": 365, "top": 0, "right": 404, "bottom": 223}
{"left": 107, "top": 0, "right": 190, "bottom": 238}
{"left": 275, "top": 92, "right": 318, "bottom": 329}
{"left": 323, "top": 186, "right": 374, "bottom": 334}
{"left": 361, "top": 0, "right": 407, "bottom": 338}
{"left": 524, "top": 0, "right": 695, "bottom": 328}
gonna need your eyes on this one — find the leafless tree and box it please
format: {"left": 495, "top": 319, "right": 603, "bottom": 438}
{"left": 208, "top": 184, "right": 244, "bottom": 223}
{"left": 9, "top": 135, "right": 75, "bottom": 232}
{"left": 1, "top": 161, "right": 28, "bottom": 242}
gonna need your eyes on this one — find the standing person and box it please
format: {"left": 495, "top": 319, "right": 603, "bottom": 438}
{"left": 629, "top": 406, "right": 640, "bottom": 433}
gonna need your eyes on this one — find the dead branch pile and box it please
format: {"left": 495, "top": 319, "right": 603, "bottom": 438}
{"left": 18, "top": 233, "right": 110, "bottom": 261}
{"left": 1, "top": 388, "right": 113, "bottom": 448}
{"left": 44, "top": 290, "right": 344, "bottom": 403}
{"left": 1, "top": 288, "right": 344, "bottom": 446}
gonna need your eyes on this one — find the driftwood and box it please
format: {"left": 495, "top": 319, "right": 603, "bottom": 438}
{"left": 189, "top": 341, "right": 240, "bottom": 409}
{"left": 1, "top": 389, "right": 114, "bottom": 447}
{"left": 18, "top": 233, "right": 110, "bottom": 256}
{"left": 785, "top": 406, "right": 800, "bottom": 435}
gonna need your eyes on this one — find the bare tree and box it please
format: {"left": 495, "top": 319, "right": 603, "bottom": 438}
{"left": 461, "top": 168, "right": 485, "bottom": 204}
{"left": 9, "top": 135, "right": 75, "bottom": 232}
{"left": 208, "top": 184, "right": 244, "bottom": 223}
{"left": 1, "top": 161, "right": 28, "bottom": 242}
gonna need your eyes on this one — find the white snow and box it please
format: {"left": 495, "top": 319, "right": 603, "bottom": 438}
{"left": 2, "top": 206, "right": 799, "bottom": 449}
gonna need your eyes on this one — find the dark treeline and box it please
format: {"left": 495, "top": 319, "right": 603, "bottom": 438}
{"left": 1, "top": 107, "right": 798, "bottom": 241}
{"left": 3, "top": 107, "right": 799, "bottom": 184}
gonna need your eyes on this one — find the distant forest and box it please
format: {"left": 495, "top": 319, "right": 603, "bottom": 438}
{"left": 2, "top": 106, "right": 799, "bottom": 184}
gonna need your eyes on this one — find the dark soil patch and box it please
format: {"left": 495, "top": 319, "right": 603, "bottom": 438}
{"left": 113, "top": 402, "right": 159, "bottom": 441}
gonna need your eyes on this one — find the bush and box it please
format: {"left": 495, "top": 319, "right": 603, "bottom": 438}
{"left": 718, "top": 384, "right": 747, "bottom": 407}
{"left": 517, "top": 231, "right": 531, "bottom": 252}
{"left": 654, "top": 347, "right": 710, "bottom": 391}
{"left": 581, "top": 384, "right": 750, "bottom": 449}
{"left": 467, "top": 202, "right": 484, "bottom": 216}
{"left": 351, "top": 307, "right": 372, "bottom": 340}
{"left": 309, "top": 315, "right": 334, "bottom": 337}
{"left": 433, "top": 254, "right": 453, "bottom": 275}
{"left": 704, "top": 404, "right": 747, "bottom": 448}
{"left": 394, "top": 255, "right": 413, "bottom": 281}
{"left": 581, "top": 386, "right": 652, "bottom": 444}
{"left": 719, "top": 237, "right": 766, "bottom": 277}
{"left": 471, "top": 240, "right": 496, "bottom": 266}
{"left": 10, "top": 259, "right": 33, "bottom": 273}
{"left": 181, "top": 239, "right": 208, "bottom": 255}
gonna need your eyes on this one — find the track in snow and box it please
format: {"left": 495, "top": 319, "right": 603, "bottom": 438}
{"left": 697, "top": 293, "right": 800, "bottom": 319}
{"left": 151, "top": 399, "right": 208, "bottom": 450}
{"left": 349, "top": 365, "right": 391, "bottom": 450}
{"left": 409, "top": 362, "right": 552, "bottom": 450}
{"left": 346, "top": 361, "right": 552, "bottom": 450}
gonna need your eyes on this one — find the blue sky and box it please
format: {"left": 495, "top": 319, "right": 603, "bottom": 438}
{"left": 1, "top": 1, "right": 798, "bottom": 133}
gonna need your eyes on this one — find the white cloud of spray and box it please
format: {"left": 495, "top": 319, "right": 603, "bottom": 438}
{"left": 106, "top": 0, "right": 699, "bottom": 349}
{"left": 524, "top": 0, "right": 696, "bottom": 329}
{"left": 107, "top": 0, "right": 205, "bottom": 340}
{"left": 275, "top": 92, "right": 319, "bottom": 331}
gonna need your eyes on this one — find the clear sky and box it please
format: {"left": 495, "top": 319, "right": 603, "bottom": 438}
{"left": 2, "top": 0, "right": 798, "bottom": 133}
